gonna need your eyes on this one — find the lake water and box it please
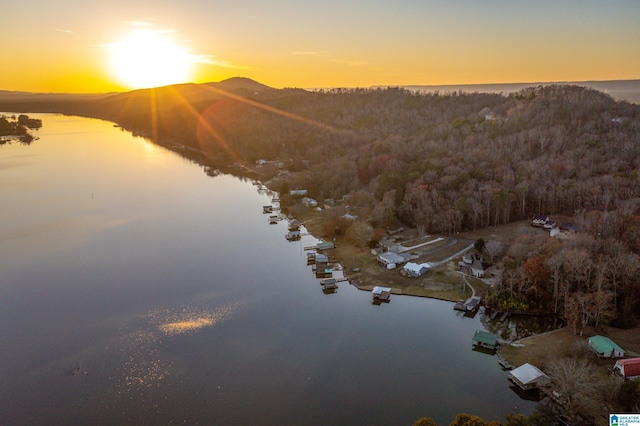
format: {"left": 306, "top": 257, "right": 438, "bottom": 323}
{"left": 0, "top": 114, "right": 539, "bottom": 425}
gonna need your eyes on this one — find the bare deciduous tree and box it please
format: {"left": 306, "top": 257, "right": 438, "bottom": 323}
{"left": 546, "top": 357, "right": 602, "bottom": 423}
{"left": 483, "top": 239, "right": 504, "bottom": 263}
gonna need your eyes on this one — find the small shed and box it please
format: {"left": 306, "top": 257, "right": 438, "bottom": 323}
{"left": 472, "top": 330, "right": 498, "bottom": 350}
{"left": 588, "top": 335, "right": 626, "bottom": 358}
{"left": 508, "top": 363, "right": 550, "bottom": 390}
{"left": 403, "top": 262, "right": 430, "bottom": 278}
{"left": 372, "top": 286, "right": 391, "bottom": 301}
{"left": 612, "top": 358, "right": 640, "bottom": 380}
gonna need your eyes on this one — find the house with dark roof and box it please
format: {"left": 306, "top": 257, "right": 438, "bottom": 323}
{"left": 532, "top": 214, "right": 549, "bottom": 227}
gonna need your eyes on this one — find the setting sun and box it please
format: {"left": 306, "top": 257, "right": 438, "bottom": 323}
{"left": 108, "top": 27, "right": 196, "bottom": 89}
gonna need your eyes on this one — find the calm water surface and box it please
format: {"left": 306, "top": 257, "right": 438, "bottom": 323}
{"left": 0, "top": 114, "right": 539, "bottom": 425}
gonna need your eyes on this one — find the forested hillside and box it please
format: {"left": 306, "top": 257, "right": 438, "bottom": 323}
{"left": 2, "top": 80, "right": 639, "bottom": 325}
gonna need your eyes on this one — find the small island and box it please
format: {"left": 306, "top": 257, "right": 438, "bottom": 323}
{"left": 0, "top": 114, "right": 42, "bottom": 144}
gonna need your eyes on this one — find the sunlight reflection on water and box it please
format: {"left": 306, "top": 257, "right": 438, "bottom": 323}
{"left": 111, "top": 302, "right": 240, "bottom": 392}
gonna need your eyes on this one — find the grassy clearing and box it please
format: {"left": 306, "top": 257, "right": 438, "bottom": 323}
{"left": 500, "top": 325, "right": 640, "bottom": 377}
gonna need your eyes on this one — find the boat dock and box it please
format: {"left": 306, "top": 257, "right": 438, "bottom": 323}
{"left": 454, "top": 296, "right": 482, "bottom": 312}
{"left": 487, "top": 310, "right": 510, "bottom": 322}
{"left": 498, "top": 357, "right": 514, "bottom": 370}
{"left": 372, "top": 286, "right": 391, "bottom": 302}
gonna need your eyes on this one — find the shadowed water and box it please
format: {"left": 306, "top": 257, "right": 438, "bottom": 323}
{"left": 0, "top": 114, "right": 541, "bottom": 425}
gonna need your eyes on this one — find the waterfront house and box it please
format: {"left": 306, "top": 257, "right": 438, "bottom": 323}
{"left": 470, "top": 258, "right": 490, "bottom": 278}
{"left": 372, "top": 286, "right": 391, "bottom": 301}
{"left": 612, "top": 358, "right": 640, "bottom": 380}
{"left": 377, "top": 252, "right": 409, "bottom": 268}
{"left": 588, "top": 335, "right": 626, "bottom": 358}
{"left": 472, "top": 330, "right": 498, "bottom": 349}
{"left": 402, "top": 262, "right": 430, "bottom": 278}
{"left": 508, "top": 363, "right": 550, "bottom": 391}
{"left": 459, "top": 253, "right": 490, "bottom": 278}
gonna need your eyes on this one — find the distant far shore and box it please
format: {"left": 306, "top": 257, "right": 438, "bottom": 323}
{"left": 318, "top": 79, "right": 640, "bottom": 104}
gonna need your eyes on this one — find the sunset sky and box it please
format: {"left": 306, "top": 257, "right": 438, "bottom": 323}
{"left": 2, "top": 0, "right": 639, "bottom": 93}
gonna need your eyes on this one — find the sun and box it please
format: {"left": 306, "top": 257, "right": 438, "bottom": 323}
{"left": 108, "top": 28, "right": 195, "bottom": 89}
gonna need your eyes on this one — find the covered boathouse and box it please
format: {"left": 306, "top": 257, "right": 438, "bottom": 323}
{"left": 508, "top": 363, "right": 550, "bottom": 391}
{"left": 472, "top": 330, "right": 498, "bottom": 350}
{"left": 372, "top": 286, "right": 391, "bottom": 302}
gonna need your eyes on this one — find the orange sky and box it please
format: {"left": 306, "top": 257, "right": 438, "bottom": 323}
{"left": 2, "top": 1, "right": 640, "bottom": 93}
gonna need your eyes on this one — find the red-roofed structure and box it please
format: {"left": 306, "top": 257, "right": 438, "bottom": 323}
{"left": 613, "top": 358, "right": 640, "bottom": 379}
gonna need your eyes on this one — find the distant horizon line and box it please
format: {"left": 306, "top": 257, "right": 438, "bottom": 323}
{"left": 2, "top": 77, "right": 640, "bottom": 96}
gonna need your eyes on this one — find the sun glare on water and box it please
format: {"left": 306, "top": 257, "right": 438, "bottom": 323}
{"left": 108, "top": 28, "right": 195, "bottom": 89}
